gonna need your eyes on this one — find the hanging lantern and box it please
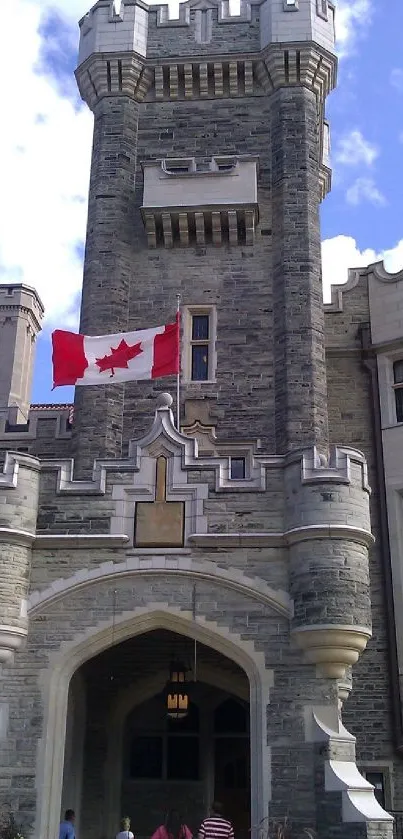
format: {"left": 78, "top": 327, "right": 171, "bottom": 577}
{"left": 165, "top": 661, "right": 190, "bottom": 720}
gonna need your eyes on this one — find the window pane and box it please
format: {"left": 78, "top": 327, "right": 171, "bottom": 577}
{"left": 192, "top": 315, "right": 209, "bottom": 340}
{"left": 396, "top": 388, "right": 403, "bottom": 422}
{"left": 231, "top": 458, "right": 246, "bottom": 480}
{"left": 394, "top": 361, "right": 403, "bottom": 384}
{"left": 192, "top": 345, "right": 209, "bottom": 380}
{"left": 129, "top": 736, "right": 163, "bottom": 778}
{"left": 167, "top": 736, "right": 199, "bottom": 780}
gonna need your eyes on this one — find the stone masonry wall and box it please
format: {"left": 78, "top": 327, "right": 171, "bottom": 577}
{"left": 122, "top": 92, "right": 275, "bottom": 452}
{"left": 325, "top": 284, "right": 403, "bottom": 808}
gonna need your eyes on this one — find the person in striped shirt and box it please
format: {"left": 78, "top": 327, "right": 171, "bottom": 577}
{"left": 198, "top": 802, "right": 234, "bottom": 839}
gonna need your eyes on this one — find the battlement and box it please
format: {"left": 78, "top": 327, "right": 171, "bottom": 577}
{"left": 77, "top": 0, "right": 336, "bottom": 66}
{"left": 0, "top": 285, "right": 44, "bottom": 424}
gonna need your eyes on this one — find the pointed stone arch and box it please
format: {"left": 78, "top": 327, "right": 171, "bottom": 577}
{"left": 36, "top": 606, "right": 273, "bottom": 839}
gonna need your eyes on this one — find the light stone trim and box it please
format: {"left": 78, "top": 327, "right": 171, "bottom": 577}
{"left": 0, "top": 527, "right": 35, "bottom": 547}
{"left": 293, "top": 445, "right": 371, "bottom": 493}
{"left": 189, "top": 523, "right": 374, "bottom": 549}
{"left": 76, "top": 53, "right": 152, "bottom": 109}
{"left": 291, "top": 625, "right": 372, "bottom": 679}
{"left": 0, "top": 451, "right": 41, "bottom": 489}
{"left": 36, "top": 605, "right": 272, "bottom": 839}
{"left": 0, "top": 625, "right": 27, "bottom": 664}
{"left": 33, "top": 534, "right": 129, "bottom": 550}
{"left": 306, "top": 709, "right": 393, "bottom": 825}
{"left": 28, "top": 557, "right": 292, "bottom": 618}
{"left": 38, "top": 406, "right": 371, "bottom": 507}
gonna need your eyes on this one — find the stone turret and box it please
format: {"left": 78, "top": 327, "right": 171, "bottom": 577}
{"left": 286, "top": 447, "right": 373, "bottom": 684}
{"left": 0, "top": 452, "right": 40, "bottom": 662}
{"left": 0, "top": 284, "right": 43, "bottom": 424}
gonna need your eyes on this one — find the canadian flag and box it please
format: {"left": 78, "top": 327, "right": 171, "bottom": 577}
{"left": 51, "top": 318, "right": 179, "bottom": 388}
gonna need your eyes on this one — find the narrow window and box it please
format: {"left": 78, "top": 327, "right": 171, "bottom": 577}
{"left": 191, "top": 313, "right": 210, "bottom": 381}
{"left": 183, "top": 307, "right": 216, "bottom": 383}
{"left": 230, "top": 457, "right": 246, "bottom": 480}
{"left": 393, "top": 361, "right": 403, "bottom": 422}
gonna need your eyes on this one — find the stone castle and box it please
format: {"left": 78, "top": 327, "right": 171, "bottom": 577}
{"left": 0, "top": 0, "right": 403, "bottom": 837}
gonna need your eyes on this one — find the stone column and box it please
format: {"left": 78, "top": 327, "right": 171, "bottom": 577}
{"left": 266, "top": 46, "right": 335, "bottom": 455}
{"left": 73, "top": 39, "right": 151, "bottom": 474}
{"left": 0, "top": 452, "right": 40, "bottom": 663}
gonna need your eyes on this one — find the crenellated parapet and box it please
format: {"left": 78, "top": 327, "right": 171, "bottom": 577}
{"left": 0, "top": 452, "right": 40, "bottom": 663}
{"left": 75, "top": 0, "right": 336, "bottom": 196}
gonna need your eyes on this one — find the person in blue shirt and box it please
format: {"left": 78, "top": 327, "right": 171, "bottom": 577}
{"left": 59, "top": 809, "right": 76, "bottom": 839}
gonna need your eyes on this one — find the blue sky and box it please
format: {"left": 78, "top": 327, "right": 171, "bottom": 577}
{"left": 0, "top": 0, "right": 402, "bottom": 407}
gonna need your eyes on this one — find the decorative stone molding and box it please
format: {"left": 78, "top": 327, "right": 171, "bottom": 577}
{"left": 292, "top": 444, "right": 370, "bottom": 492}
{"left": 28, "top": 555, "right": 292, "bottom": 619}
{"left": 0, "top": 625, "right": 27, "bottom": 664}
{"left": 291, "top": 625, "right": 372, "bottom": 679}
{"left": 34, "top": 534, "right": 129, "bottom": 550}
{"left": 75, "top": 53, "right": 153, "bottom": 109}
{"left": 306, "top": 709, "right": 393, "bottom": 827}
{"left": 0, "top": 451, "right": 41, "bottom": 488}
{"left": 0, "top": 528, "right": 35, "bottom": 547}
{"left": 189, "top": 523, "right": 373, "bottom": 549}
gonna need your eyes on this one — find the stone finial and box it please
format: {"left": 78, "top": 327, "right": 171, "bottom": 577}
{"left": 156, "top": 392, "right": 173, "bottom": 409}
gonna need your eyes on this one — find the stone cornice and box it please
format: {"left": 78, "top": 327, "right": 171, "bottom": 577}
{"left": 34, "top": 534, "right": 130, "bottom": 550}
{"left": 76, "top": 41, "right": 337, "bottom": 108}
{"left": 75, "top": 51, "right": 153, "bottom": 108}
{"left": 188, "top": 523, "right": 374, "bottom": 549}
{"left": 0, "top": 528, "right": 130, "bottom": 550}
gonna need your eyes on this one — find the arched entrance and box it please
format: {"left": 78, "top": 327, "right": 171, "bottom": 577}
{"left": 36, "top": 606, "right": 272, "bottom": 839}
{"left": 62, "top": 631, "right": 251, "bottom": 839}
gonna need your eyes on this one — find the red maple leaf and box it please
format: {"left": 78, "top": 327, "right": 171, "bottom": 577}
{"left": 96, "top": 339, "right": 143, "bottom": 377}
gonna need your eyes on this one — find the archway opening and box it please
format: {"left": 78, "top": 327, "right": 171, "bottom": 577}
{"left": 61, "top": 629, "right": 251, "bottom": 839}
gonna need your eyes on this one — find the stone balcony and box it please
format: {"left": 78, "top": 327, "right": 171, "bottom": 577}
{"left": 141, "top": 156, "right": 259, "bottom": 247}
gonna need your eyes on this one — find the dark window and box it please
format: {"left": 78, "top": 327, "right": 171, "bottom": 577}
{"left": 393, "top": 361, "right": 403, "bottom": 422}
{"left": 364, "top": 772, "right": 386, "bottom": 809}
{"left": 214, "top": 699, "right": 248, "bottom": 734}
{"left": 192, "top": 315, "right": 209, "bottom": 340}
{"left": 191, "top": 345, "right": 209, "bottom": 381}
{"left": 231, "top": 458, "right": 246, "bottom": 480}
{"left": 130, "top": 735, "right": 163, "bottom": 778}
{"left": 167, "top": 736, "right": 199, "bottom": 780}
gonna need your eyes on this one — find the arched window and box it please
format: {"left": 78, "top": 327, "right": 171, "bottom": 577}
{"left": 127, "top": 694, "right": 200, "bottom": 781}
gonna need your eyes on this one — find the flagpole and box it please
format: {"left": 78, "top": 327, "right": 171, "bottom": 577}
{"left": 176, "top": 294, "right": 181, "bottom": 430}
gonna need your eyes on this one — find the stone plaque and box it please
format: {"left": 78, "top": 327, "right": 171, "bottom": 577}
{"left": 135, "top": 456, "right": 184, "bottom": 548}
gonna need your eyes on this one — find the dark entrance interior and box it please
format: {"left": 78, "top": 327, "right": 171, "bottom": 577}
{"left": 62, "top": 629, "right": 251, "bottom": 839}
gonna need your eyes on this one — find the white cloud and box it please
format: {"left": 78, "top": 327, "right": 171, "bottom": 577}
{"left": 346, "top": 177, "right": 386, "bottom": 207}
{"left": 335, "top": 0, "right": 373, "bottom": 58}
{"left": 321, "top": 236, "right": 403, "bottom": 302}
{"left": 334, "top": 129, "right": 378, "bottom": 167}
{"left": 0, "top": 0, "right": 93, "bottom": 326}
{"left": 390, "top": 68, "right": 403, "bottom": 94}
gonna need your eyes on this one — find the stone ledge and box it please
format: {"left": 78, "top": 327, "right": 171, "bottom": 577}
{"left": 291, "top": 624, "right": 372, "bottom": 679}
{"left": 0, "top": 624, "right": 27, "bottom": 664}
{"left": 0, "top": 527, "right": 35, "bottom": 547}
{"left": 34, "top": 534, "right": 130, "bottom": 550}
{"left": 189, "top": 524, "right": 374, "bottom": 549}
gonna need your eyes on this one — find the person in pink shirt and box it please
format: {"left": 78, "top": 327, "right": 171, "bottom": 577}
{"left": 151, "top": 810, "right": 192, "bottom": 839}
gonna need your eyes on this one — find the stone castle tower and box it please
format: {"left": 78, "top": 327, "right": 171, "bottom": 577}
{"left": 0, "top": 1, "right": 400, "bottom": 838}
